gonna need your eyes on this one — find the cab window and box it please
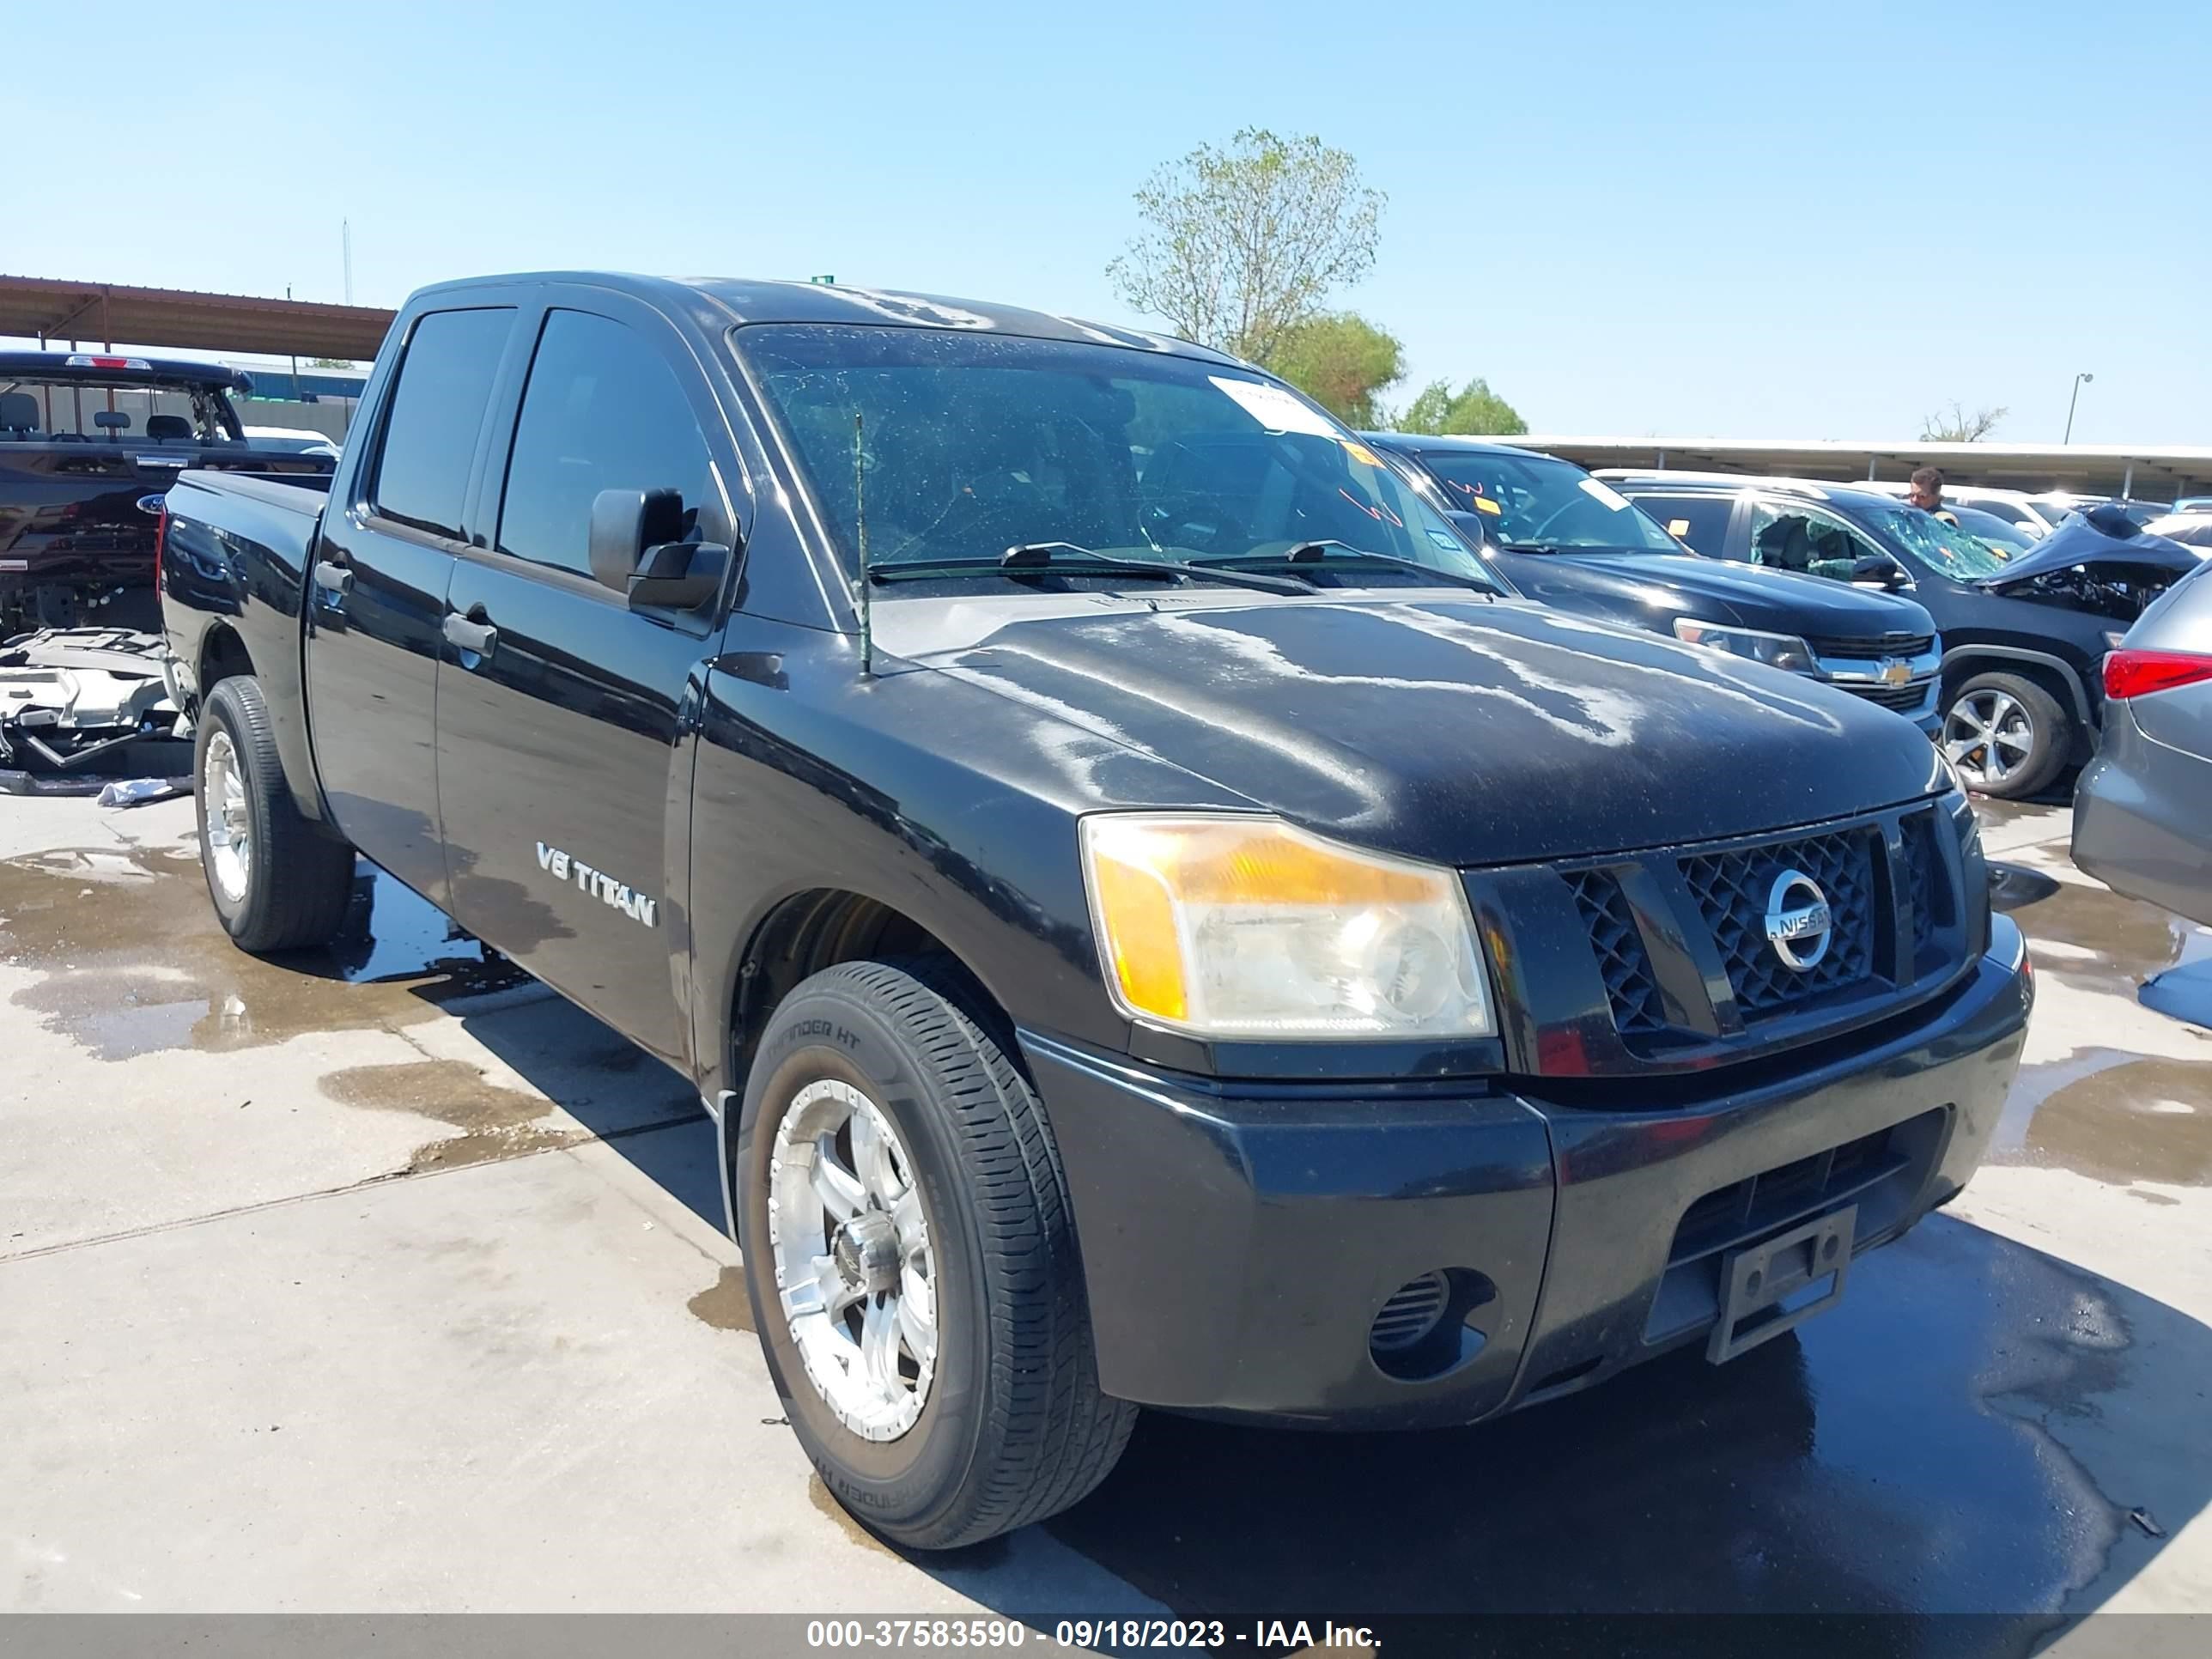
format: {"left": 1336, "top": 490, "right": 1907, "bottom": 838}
{"left": 1745, "top": 500, "right": 1882, "bottom": 581}
{"left": 1630, "top": 494, "right": 1733, "bottom": 556}
{"left": 496, "top": 310, "right": 717, "bottom": 579}
{"left": 369, "top": 307, "right": 514, "bottom": 540}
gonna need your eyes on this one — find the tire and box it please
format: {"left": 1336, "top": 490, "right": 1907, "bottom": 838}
{"left": 194, "top": 674, "right": 356, "bottom": 952}
{"left": 736, "top": 957, "right": 1134, "bottom": 1549}
{"left": 1942, "top": 672, "right": 2071, "bottom": 800}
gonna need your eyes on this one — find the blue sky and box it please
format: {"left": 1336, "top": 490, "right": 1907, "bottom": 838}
{"left": 6, "top": 1, "right": 2203, "bottom": 442}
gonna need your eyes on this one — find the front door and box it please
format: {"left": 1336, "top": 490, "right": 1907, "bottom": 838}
{"left": 434, "top": 299, "right": 735, "bottom": 1066}
{"left": 304, "top": 305, "right": 515, "bottom": 904}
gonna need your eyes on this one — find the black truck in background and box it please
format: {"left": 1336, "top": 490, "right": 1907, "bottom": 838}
{"left": 1, "top": 351, "right": 335, "bottom": 635}
{"left": 161, "top": 271, "right": 2032, "bottom": 1548}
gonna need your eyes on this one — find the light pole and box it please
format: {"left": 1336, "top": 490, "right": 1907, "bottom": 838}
{"left": 2064, "top": 372, "right": 2094, "bottom": 443}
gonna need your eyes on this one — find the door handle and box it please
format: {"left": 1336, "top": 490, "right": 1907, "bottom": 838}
{"left": 312, "top": 560, "right": 353, "bottom": 599}
{"left": 443, "top": 611, "right": 498, "bottom": 659}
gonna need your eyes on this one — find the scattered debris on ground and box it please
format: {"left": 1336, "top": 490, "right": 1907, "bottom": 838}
{"left": 0, "top": 627, "right": 190, "bottom": 792}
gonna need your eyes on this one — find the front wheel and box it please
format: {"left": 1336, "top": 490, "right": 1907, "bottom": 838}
{"left": 736, "top": 958, "right": 1133, "bottom": 1549}
{"left": 1942, "top": 672, "right": 2071, "bottom": 799}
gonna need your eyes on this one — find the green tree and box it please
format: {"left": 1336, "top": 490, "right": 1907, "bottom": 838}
{"left": 1394, "top": 376, "right": 1527, "bottom": 436}
{"left": 1266, "top": 312, "right": 1405, "bottom": 428}
{"left": 1109, "top": 128, "right": 1385, "bottom": 363}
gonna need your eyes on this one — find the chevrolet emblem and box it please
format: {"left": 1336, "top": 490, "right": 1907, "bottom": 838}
{"left": 1880, "top": 659, "right": 1912, "bottom": 686}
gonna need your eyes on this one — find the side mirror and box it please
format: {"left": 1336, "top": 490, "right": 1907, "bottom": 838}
{"left": 588, "top": 487, "right": 727, "bottom": 610}
{"left": 94, "top": 410, "right": 131, "bottom": 434}
{"left": 1443, "top": 508, "right": 1489, "bottom": 544}
{"left": 1850, "top": 555, "right": 1908, "bottom": 588}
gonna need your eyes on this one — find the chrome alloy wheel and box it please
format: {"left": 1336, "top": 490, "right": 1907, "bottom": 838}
{"left": 768, "top": 1079, "right": 937, "bottom": 1441}
{"left": 1942, "top": 690, "right": 2035, "bottom": 789}
{"left": 202, "top": 729, "right": 252, "bottom": 903}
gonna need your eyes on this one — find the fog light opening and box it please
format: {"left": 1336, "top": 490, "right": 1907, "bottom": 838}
{"left": 1369, "top": 1268, "right": 1496, "bottom": 1382}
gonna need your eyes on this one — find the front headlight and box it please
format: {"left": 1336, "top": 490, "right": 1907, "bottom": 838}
{"left": 1672, "top": 617, "right": 1817, "bottom": 674}
{"left": 1079, "top": 814, "right": 1495, "bottom": 1040}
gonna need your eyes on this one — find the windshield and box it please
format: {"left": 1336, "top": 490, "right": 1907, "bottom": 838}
{"left": 738, "top": 325, "right": 1494, "bottom": 588}
{"left": 1870, "top": 505, "right": 2012, "bottom": 579}
{"left": 0, "top": 374, "right": 242, "bottom": 443}
{"left": 1948, "top": 505, "right": 2033, "bottom": 559}
{"left": 1413, "top": 449, "right": 1683, "bottom": 552}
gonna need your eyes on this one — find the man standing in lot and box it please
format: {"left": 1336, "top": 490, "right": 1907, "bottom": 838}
{"left": 1907, "top": 465, "right": 1960, "bottom": 525}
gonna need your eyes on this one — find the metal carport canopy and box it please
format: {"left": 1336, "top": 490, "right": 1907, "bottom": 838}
{"left": 0, "top": 275, "right": 396, "bottom": 362}
{"left": 1517, "top": 435, "right": 2212, "bottom": 501}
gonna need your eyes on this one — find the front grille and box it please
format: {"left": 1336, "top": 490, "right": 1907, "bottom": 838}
{"left": 1840, "top": 680, "right": 1932, "bottom": 711}
{"left": 1680, "top": 827, "right": 1877, "bottom": 1018}
{"left": 1900, "top": 810, "right": 1951, "bottom": 958}
{"left": 1568, "top": 870, "right": 1666, "bottom": 1035}
{"left": 1805, "top": 632, "right": 1935, "bottom": 659}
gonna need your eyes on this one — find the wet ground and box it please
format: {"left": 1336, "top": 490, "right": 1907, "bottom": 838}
{"left": 1, "top": 793, "right": 2208, "bottom": 1641}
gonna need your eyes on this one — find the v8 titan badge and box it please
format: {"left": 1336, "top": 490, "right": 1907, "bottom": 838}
{"left": 537, "top": 841, "right": 659, "bottom": 927}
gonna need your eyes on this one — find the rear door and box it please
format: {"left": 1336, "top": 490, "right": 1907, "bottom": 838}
{"left": 305, "top": 305, "right": 514, "bottom": 904}
{"left": 434, "top": 294, "right": 738, "bottom": 1065}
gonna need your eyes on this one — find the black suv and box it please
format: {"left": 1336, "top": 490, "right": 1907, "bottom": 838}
{"left": 1607, "top": 471, "right": 2196, "bottom": 798}
{"left": 1364, "top": 436, "right": 1943, "bottom": 734}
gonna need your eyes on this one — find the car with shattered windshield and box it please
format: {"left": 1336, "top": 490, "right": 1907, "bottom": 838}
{"left": 158, "top": 273, "right": 2032, "bottom": 1549}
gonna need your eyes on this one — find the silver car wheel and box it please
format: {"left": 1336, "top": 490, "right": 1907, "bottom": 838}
{"left": 768, "top": 1078, "right": 937, "bottom": 1442}
{"left": 1943, "top": 690, "right": 2035, "bottom": 787}
{"left": 202, "top": 729, "right": 252, "bottom": 904}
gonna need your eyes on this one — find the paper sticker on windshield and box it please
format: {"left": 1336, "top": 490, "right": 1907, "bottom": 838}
{"left": 1578, "top": 478, "right": 1633, "bottom": 512}
{"left": 1667, "top": 519, "right": 1692, "bottom": 537}
{"left": 1209, "top": 376, "right": 1340, "bottom": 437}
{"left": 1473, "top": 495, "right": 1503, "bottom": 515}
{"left": 1340, "top": 439, "right": 1382, "bottom": 467}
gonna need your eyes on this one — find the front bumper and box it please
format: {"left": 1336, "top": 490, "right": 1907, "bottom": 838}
{"left": 1025, "top": 915, "right": 2031, "bottom": 1428}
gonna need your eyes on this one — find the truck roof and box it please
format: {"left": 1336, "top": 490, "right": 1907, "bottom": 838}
{"left": 0, "top": 349, "right": 248, "bottom": 389}
{"left": 406, "top": 271, "right": 1243, "bottom": 366}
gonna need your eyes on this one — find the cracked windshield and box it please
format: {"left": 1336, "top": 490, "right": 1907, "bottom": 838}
{"left": 741, "top": 323, "right": 1493, "bottom": 586}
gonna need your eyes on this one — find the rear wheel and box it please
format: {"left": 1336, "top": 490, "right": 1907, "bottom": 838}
{"left": 1942, "top": 672, "right": 2070, "bottom": 799}
{"left": 737, "top": 957, "right": 1133, "bottom": 1549}
{"left": 195, "top": 675, "right": 355, "bottom": 952}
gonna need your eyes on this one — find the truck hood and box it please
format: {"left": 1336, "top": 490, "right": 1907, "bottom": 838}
{"left": 1538, "top": 551, "right": 1935, "bottom": 637}
{"left": 879, "top": 591, "right": 1943, "bottom": 866}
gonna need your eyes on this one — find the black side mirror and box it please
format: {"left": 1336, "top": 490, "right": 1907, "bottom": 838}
{"left": 1850, "top": 555, "right": 1908, "bottom": 588}
{"left": 588, "top": 487, "right": 727, "bottom": 610}
{"left": 94, "top": 410, "right": 130, "bottom": 433}
{"left": 1443, "top": 508, "right": 1489, "bottom": 544}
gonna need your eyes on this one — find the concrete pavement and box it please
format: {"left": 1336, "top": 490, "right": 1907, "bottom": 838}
{"left": 3, "top": 790, "right": 2208, "bottom": 1637}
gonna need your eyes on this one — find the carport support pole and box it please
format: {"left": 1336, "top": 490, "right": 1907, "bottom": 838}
{"left": 2123, "top": 461, "right": 2135, "bottom": 501}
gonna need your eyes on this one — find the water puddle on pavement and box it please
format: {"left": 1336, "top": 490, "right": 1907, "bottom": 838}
{"left": 1991, "top": 862, "right": 2209, "bottom": 992}
{"left": 319, "top": 1057, "right": 569, "bottom": 1172}
{"left": 0, "top": 846, "right": 532, "bottom": 1060}
{"left": 686, "top": 1266, "right": 754, "bottom": 1333}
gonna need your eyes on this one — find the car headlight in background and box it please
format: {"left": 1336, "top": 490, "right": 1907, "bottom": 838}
{"left": 1079, "top": 814, "right": 1494, "bottom": 1039}
{"left": 1671, "top": 618, "right": 1818, "bottom": 674}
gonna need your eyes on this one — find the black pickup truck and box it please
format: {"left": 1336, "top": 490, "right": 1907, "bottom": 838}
{"left": 1, "top": 351, "right": 335, "bottom": 635}
{"left": 161, "top": 272, "right": 2032, "bottom": 1548}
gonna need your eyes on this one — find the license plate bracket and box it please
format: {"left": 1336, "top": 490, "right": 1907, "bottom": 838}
{"left": 1707, "top": 1203, "right": 1856, "bottom": 1364}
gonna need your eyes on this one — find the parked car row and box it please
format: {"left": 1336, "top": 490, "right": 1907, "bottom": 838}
{"left": 156, "top": 270, "right": 2034, "bottom": 1550}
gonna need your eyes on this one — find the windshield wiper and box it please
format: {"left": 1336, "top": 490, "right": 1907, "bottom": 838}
{"left": 1195, "top": 540, "right": 1498, "bottom": 594}
{"left": 869, "top": 542, "right": 1311, "bottom": 595}
{"left": 1497, "top": 539, "right": 1565, "bottom": 555}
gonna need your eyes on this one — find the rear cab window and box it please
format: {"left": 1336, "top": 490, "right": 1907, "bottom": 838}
{"left": 368, "top": 307, "right": 514, "bottom": 540}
